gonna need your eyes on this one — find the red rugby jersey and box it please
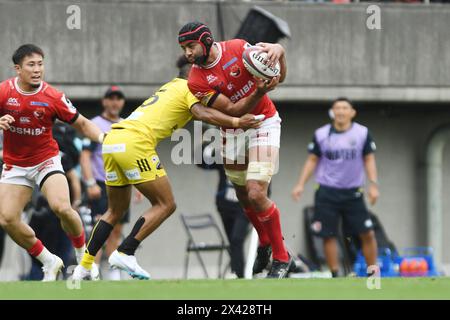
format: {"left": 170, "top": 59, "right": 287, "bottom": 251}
{"left": 0, "top": 77, "right": 79, "bottom": 167}
{"left": 187, "top": 39, "right": 277, "bottom": 124}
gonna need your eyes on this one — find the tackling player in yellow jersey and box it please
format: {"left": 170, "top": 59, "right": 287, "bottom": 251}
{"left": 72, "top": 57, "right": 273, "bottom": 279}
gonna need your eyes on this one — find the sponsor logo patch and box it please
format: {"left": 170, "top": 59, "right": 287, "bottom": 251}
{"left": 102, "top": 144, "right": 126, "bottom": 154}
{"left": 37, "top": 159, "right": 55, "bottom": 172}
{"left": 9, "top": 126, "right": 45, "bottom": 136}
{"left": 125, "top": 168, "right": 141, "bottom": 180}
{"left": 151, "top": 156, "right": 163, "bottom": 170}
{"left": 106, "top": 171, "right": 118, "bottom": 181}
{"left": 20, "top": 117, "right": 31, "bottom": 124}
{"left": 222, "top": 57, "right": 238, "bottom": 70}
{"left": 30, "top": 101, "right": 49, "bottom": 107}
{"left": 230, "top": 80, "right": 254, "bottom": 103}
{"left": 6, "top": 97, "right": 20, "bottom": 107}
{"left": 206, "top": 74, "right": 218, "bottom": 84}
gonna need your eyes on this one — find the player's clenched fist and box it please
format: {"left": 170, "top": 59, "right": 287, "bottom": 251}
{"left": 255, "top": 76, "right": 280, "bottom": 95}
{"left": 0, "top": 115, "right": 15, "bottom": 130}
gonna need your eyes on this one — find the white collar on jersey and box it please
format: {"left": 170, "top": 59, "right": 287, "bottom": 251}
{"left": 202, "top": 42, "right": 222, "bottom": 69}
{"left": 14, "top": 77, "right": 43, "bottom": 96}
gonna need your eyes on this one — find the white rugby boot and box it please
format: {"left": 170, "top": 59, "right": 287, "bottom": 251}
{"left": 90, "top": 263, "right": 100, "bottom": 281}
{"left": 72, "top": 264, "right": 91, "bottom": 281}
{"left": 72, "top": 263, "right": 101, "bottom": 281}
{"left": 108, "top": 250, "right": 150, "bottom": 280}
{"left": 42, "top": 255, "right": 64, "bottom": 281}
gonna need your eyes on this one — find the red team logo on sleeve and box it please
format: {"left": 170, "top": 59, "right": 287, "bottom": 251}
{"left": 187, "top": 39, "right": 276, "bottom": 123}
{"left": 0, "top": 77, "right": 79, "bottom": 167}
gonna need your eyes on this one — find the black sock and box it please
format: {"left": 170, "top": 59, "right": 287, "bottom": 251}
{"left": 331, "top": 270, "right": 339, "bottom": 278}
{"left": 86, "top": 220, "right": 114, "bottom": 256}
{"left": 117, "top": 217, "right": 145, "bottom": 255}
{"left": 118, "top": 238, "right": 141, "bottom": 256}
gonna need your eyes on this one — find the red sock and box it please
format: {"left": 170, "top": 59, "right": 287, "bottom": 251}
{"left": 68, "top": 231, "right": 85, "bottom": 249}
{"left": 27, "top": 239, "right": 44, "bottom": 257}
{"left": 244, "top": 207, "right": 271, "bottom": 246}
{"left": 257, "top": 203, "right": 289, "bottom": 262}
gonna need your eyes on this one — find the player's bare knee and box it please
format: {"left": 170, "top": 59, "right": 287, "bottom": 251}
{"left": 164, "top": 200, "right": 177, "bottom": 216}
{"left": 247, "top": 187, "right": 266, "bottom": 207}
{"left": 105, "top": 209, "right": 124, "bottom": 225}
{"left": 51, "top": 202, "right": 74, "bottom": 219}
{"left": 0, "top": 214, "right": 17, "bottom": 227}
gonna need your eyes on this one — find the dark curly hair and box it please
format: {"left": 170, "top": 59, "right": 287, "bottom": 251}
{"left": 176, "top": 55, "right": 192, "bottom": 79}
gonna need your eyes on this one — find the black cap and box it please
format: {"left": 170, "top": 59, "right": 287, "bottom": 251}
{"left": 104, "top": 86, "right": 125, "bottom": 99}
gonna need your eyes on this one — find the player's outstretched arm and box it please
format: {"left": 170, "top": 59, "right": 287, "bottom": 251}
{"left": 291, "top": 154, "right": 319, "bottom": 202}
{"left": 71, "top": 114, "right": 105, "bottom": 143}
{"left": 210, "top": 76, "right": 279, "bottom": 117}
{"left": 191, "top": 103, "right": 262, "bottom": 129}
{"left": 255, "top": 42, "right": 287, "bottom": 83}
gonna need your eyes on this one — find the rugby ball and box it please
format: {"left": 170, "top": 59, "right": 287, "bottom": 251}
{"left": 242, "top": 46, "right": 281, "bottom": 81}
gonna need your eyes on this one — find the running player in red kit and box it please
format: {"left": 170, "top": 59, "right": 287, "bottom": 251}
{"left": 179, "top": 22, "right": 292, "bottom": 278}
{"left": 0, "top": 44, "right": 104, "bottom": 281}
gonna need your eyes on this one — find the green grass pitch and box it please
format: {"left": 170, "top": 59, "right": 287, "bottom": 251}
{"left": 0, "top": 277, "right": 449, "bottom": 300}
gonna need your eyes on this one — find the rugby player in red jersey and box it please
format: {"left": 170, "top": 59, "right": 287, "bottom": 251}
{"left": 0, "top": 44, "right": 104, "bottom": 281}
{"left": 179, "top": 22, "right": 292, "bottom": 278}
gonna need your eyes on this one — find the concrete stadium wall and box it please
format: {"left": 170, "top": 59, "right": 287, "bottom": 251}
{"left": 0, "top": 1, "right": 449, "bottom": 101}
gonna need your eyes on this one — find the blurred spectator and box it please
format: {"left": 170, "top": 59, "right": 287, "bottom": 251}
{"left": 79, "top": 86, "right": 128, "bottom": 280}
{"left": 26, "top": 121, "right": 82, "bottom": 280}
{"left": 291, "top": 97, "right": 379, "bottom": 277}
{"left": 196, "top": 126, "right": 250, "bottom": 278}
{"left": 0, "top": 131, "right": 4, "bottom": 267}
